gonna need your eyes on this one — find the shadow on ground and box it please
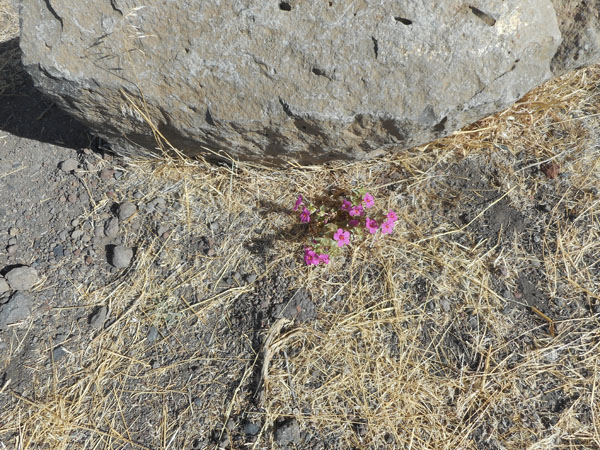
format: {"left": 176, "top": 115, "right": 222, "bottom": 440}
{"left": 0, "top": 37, "right": 91, "bottom": 149}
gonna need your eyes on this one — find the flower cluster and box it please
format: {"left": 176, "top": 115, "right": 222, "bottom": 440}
{"left": 294, "top": 189, "right": 397, "bottom": 266}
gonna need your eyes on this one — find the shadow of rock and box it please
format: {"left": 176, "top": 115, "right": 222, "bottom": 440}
{"left": 0, "top": 38, "right": 92, "bottom": 150}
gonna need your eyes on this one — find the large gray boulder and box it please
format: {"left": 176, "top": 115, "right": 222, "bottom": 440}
{"left": 19, "top": 1, "right": 599, "bottom": 165}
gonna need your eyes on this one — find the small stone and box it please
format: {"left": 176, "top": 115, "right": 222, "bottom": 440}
{"left": 193, "top": 397, "right": 202, "bottom": 408}
{"left": 117, "top": 201, "right": 136, "bottom": 221}
{"left": 85, "top": 256, "right": 93, "bottom": 265}
{"left": 243, "top": 422, "right": 261, "bottom": 435}
{"left": 274, "top": 419, "right": 301, "bottom": 447}
{"left": 147, "top": 197, "right": 166, "bottom": 213}
{"left": 72, "top": 229, "right": 84, "bottom": 240}
{"left": 104, "top": 217, "right": 119, "bottom": 238}
{"left": 6, "top": 244, "right": 17, "bottom": 256}
{"left": 68, "top": 193, "right": 78, "bottom": 203}
{"left": 89, "top": 305, "right": 108, "bottom": 329}
{"left": 151, "top": 359, "right": 160, "bottom": 369}
{"left": 0, "top": 291, "right": 33, "bottom": 329}
{"left": 8, "top": 227, "right": 18, "bottom": 237}
{"left": 210, "top": 221, "right": 219, "bottom": 232}
{"left": 52, "top": 345, "right": 67, "bottom": 361}
{"left": 100, "top": 168, "right": 114, "bottom": 180}
{"left": 440, "top": 298, "right": 451, "bottom": 312}
{"left": 5, "top": 266, "right": 39, "bottom": 291}
{"left": 71, "top": 218, "right": 80, "bottom": 227}
{"left": 53, "top": 245, "right": 64, "bottom": 259}
{"left": 59, "top": 159, "right": 78, "bottom": 173}
{"left": 147, "top": 325, "right": 159, "bottom": 343}
{"left": 113, "top": 170, "right": 123, "bottom": 179}
{"left": 8, "top": 237, "right": 17, "bottom": 246}
{"left": 157, "top": 224, "right": 170, "bottom": 236}
{"left": 110, "top": 245, "right": 133, "bottom": 268}
{"left": 244, "top": 274, "right": 257, "bottom": 284}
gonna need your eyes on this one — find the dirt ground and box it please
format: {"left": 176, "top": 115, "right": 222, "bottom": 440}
{"left": 2, "top": 2, "right": 600, "bottom": 449}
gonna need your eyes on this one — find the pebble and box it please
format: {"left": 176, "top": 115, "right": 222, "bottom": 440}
{"left": 100, "top": 168, "right": 114, "bottom": 180}
{"left": 117, "top": 201, "right": 137, "bottom": 221}
{"left": 89, "top": 305, "right": 108, "bottom": 329}
{"left": 244, "top": 274, "right": 257, "bottom": 284}
{"left": 440, "top": 298, "right": 451, "bottom": 312}
{"left": 8, "top": 237, "right": 16, "bottom": 246}
{"left": 72, "top": 230, "right": 84, "bottom": 240}
{"left": 68, "top": 193, "right": 78, "bottom": 203}
{"left": 6, "top": 244, "right": 17, "bottom": 256}
{"left": 8, "top": 227, "right": 18, "bottom": 237}
{"left": 151, "top": 359, "right": 160, "bottom": 369}
{"left": 243, "top": 422, "right": 261, "bottom": 436}
{"left": 71, "top": 218, "right": 80, "bottom": 227}
{"left": 53, "top": 245, "right": 64, "bottom": 259}
{"left": 52, "top": 345, "right": 67, "bottom": 361}
{"left": 147, "top": 197, "right": 166, "bottom": 213}
{"left": 5, "top": 266, "right": 39, "bottom": 291}
{"left": 59, "top": 159, "right": 78, "bottom": 173}
{"left": 0, "top": 291, "right": 33, "bottom": 329}
{"left": 147, "top": 325, "right": 159, "bottom": 343}
{"left": 193, "top": 397, "right": 202, "bottom": 408}
{"left": 104, "top": 217, "right": 119, "bottom": 238}
{"left": 110, "top": 245, "right": 133, "bottom": 268}
{"left": 0, "top": 277, "right": 9, "bottom": 294}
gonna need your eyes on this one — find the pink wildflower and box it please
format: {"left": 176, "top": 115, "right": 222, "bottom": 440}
{"left": 341, "top": 198, "right": 352, "bottom": 212}
{"left": 333, "top": 228, "right": 351, "bottom": 247}
{"left": 387, "top": 210, "right": 398, "bottom": 222}
{"left": 363, "top": 193, "right": 375, "bottom": 209}
{"left": 318, "top": 253, "right": 330, "bottom": 264}
{"left": 300, "top": 207, "right": 311, "bottom": 223}
{"left": 365, "top": 217, "right": 378, "bottom": 234}
{"left": 294, "top": 195, "right": 303, "bottom": 211}
{"left": 304, "top": 248, "right": 319, "bottom": 265}
{"left": 349, "top": 205, "right": 364, "bottom": 217}
{"left": 348, "top": 219, "right": 360, "bottom": 227}
{"left": 381, "top": 219, "right": 395, "bottom": 235}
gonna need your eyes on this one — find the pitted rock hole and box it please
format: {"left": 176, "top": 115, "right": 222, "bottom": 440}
{"left": 469, "top": 6, "right": 496, "bottom": 26}
{"left": 394, "top": 17, "right": 413, "bottom": 25}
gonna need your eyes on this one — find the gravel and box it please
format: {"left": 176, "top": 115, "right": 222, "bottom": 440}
{"left": 4, "top": 266, "right": 39, "bottom": 291}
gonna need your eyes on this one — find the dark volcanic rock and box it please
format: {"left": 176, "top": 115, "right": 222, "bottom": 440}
{"left": 20, "top": 1, "right": 599, "bottom": 165}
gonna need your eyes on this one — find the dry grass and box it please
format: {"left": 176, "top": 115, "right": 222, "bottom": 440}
{"left": 1, "top": 0, "right": 600, "bottom": 447}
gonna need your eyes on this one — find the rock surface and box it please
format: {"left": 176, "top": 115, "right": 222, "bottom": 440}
{"left": 0, "top": 291, "right": 32, "bottom": 330}
{"left": 19, "top": 0, "right": 599, "bottom": 165}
